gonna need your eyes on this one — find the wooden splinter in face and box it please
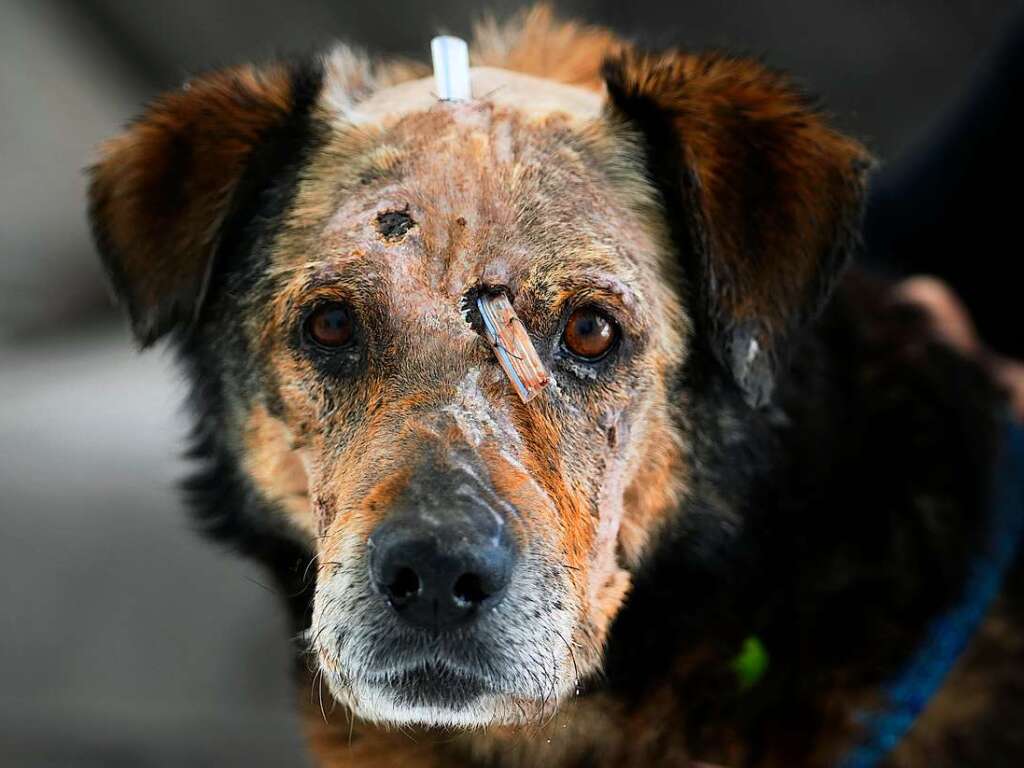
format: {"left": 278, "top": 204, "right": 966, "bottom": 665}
{"left": 476, "top": 292, "right": 551, "bottom": 403}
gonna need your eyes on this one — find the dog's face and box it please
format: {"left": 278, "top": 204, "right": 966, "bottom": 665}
{"left": 88, "top": 15, "right": 868, "bottom": 730}
{"left": 255, "top": 72, "right": 685, "bottom": 725}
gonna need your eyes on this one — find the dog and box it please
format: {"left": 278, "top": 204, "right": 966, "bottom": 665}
{"left": 86, "top": 7, "right": 1024, "bottom": 766}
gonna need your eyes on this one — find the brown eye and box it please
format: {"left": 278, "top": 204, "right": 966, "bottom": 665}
{"left": 305, "top": 302, "right": 354, "bottom": 348}
{"left": 562, "top": 307, "right": 618, "bottom": 361}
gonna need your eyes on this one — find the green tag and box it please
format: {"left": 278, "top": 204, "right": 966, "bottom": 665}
{"left": 732, "top": 635, "right": 769, "bottom": 691}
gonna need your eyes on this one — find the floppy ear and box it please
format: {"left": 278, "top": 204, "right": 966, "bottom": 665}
{"left": 603, "top": 50, "right": 872, "bottom": 406}
{"left": 88, "top": 60, "right": 323, "bottom": 346}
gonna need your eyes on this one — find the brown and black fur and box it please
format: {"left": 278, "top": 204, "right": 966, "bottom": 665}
{"left": 87, "top": 7, "right": 1023, "bottom": 766}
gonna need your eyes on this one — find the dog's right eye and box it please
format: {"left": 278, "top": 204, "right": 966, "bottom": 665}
{"left": 304, "top": 302, "right": 355, "bottom": 349}
{"left": 562, "top": 306, "right": 618, "bottom": 361}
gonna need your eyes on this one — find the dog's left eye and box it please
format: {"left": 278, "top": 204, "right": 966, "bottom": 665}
{"left": 304, "top": 302, "right": 354, "bottom": 349}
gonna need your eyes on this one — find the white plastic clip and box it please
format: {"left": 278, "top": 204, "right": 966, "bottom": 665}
{"left": 431, "top": 36, "right": 471, "bottom": 101}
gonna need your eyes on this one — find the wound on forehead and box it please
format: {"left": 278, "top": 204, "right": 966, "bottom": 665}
{"left": 376, "top": 207, "right": 416, "bottom": 240}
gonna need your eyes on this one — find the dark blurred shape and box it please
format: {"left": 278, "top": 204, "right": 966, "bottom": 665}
{"left": 864, "top": 9, "right": 1024, "bottom": 360}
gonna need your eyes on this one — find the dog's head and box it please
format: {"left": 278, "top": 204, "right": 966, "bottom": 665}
{"left": 88, "top": 10, "right": 868, "bottom": 728}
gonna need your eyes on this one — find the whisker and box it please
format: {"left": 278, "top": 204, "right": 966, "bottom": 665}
{"left": 309, "top": 667, "right": 317, "bottom": 703}
{"left": 302, "top": 552, "right": 320, "bottom": 583}
{"left": 317, "top": 669, "right": 330, "bottom": 725}
{"left": 307, "top": 623, "right": 331, "bottom": 654}
{"left": 242, "top": 574, "right": 276, "bottom": 594}
{"left": 555, "top": 629, "right": 581, "bottom": 694}
{"left": 541, "top": 648, "right": 561, "bottom": 728}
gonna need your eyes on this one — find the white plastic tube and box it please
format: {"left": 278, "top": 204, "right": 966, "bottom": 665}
{"left": 431, "top": 36, "right": 471, "bottom": 101}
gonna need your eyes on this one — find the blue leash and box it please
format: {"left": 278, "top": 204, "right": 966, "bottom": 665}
{"left": 838, "top": 419, "right": 1024, "bottom": 768}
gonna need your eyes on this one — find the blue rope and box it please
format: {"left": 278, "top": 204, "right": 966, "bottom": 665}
{"left": 837, "top": 420, "right": 1024, "bottom": 768}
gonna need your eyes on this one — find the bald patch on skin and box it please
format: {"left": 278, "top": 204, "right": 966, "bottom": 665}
{"left": 442, "top": 368, "right": 524, "bottom": 451}
{"left": 346, "top": 67, "right": 604, "bottom": 126}
{"left": 618, "top": 418, "right": 688, "bottom": 566}
{"left": 243, "top": 405, "right": 315, "bottom": 537}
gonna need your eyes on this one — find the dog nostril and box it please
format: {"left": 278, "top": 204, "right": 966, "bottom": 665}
{"left": 387, "top": 567, "right": 421, "bottom": 604}
{"left": 452, "top": 573, "right": 490, "bottom": 606}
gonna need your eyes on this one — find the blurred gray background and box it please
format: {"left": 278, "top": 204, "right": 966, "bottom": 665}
{"left": 1, "top": 1, "right": 1019, "bottom": 765}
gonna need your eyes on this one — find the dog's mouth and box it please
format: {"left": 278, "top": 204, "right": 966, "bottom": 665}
{"left": 365, "top": 662, "right": 492, "bottom": 708}
{"left": 331, "top": 658, "right": 536, "bottom": 727}
{"left": 316, "top": 629, "right": 572, "bottom": 727}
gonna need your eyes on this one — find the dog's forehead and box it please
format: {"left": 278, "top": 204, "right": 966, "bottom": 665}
{"left": 344, "top": 68, "right": 615, "bottom": 248}
{"left": 355, "top": 103, "right": 614, "bottom": 281}
{"left": 281, "top": 69, "right": 658, "bottom": 306}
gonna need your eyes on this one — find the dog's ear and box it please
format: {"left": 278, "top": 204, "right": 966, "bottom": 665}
{"left": 88, "top": 61, "right": 323, "bottom": 346}
{"left": 603, "top": 50, "right": 872, "bottom": 406}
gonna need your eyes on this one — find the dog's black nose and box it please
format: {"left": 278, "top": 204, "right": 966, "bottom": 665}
{"left": 368, "top": 512, "right": 515, "bottom": 630}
